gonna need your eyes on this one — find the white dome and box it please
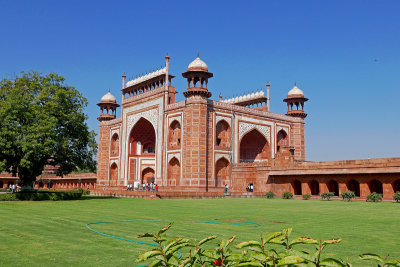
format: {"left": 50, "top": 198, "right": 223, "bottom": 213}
{"left": 260, "top": 91, "right": 265, "bottom": 96}
{"left": 100, "top": 91, "right": 116, "bottom": 103}
{"left": 188, "top": 57, "right": 208, "bottom": 70}
{"left": 288, "top": 85, "right": 304, "bottom": 96}
{"left": 250, "top": 92, "right": 255, "bottom": 98}
{"left": 239, "top": 96, "right": 243, "bottom": 101}
{"left": 255, "top": 91, "right": 260, "bottom": 97}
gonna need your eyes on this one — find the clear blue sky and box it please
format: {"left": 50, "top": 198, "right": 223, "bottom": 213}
{"left": 1, "top": 0, "right": 399, "bottom": 161}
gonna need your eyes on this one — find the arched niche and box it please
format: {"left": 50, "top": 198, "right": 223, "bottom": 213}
{"left": 129, "top": 118, "right": 156, "bottom": 156}
{"left": 239, "top": 129, "right": 270, "bottom": 163}
{"left": 110, "top": 163, "right": 118, "bottom": 182}
{"left": 216, "top": 120, "right": 231, "bottom": 148}
{"left": 369, "top": 179, "right": 383, "bottom": 194}
{"left": 327, "top": 180, "right": 339, "bottom": 196}
{"left": 309, "top": 180, "right": 319, "bottom": 195}
{"left": 292, "top": 180, "right": 302, "bottom": 195}
{"left": 276, "top": 129, "right": 288, "bottom": 152}
{"left": 347, "top": 179, "right": 360, "bottom": 197}
{"left": 167, "top": 157, "right": 181, "bottom": 186}
{"left": 142, "top": 167, "right": 155, "bottom": 184}
{"left": 111, "top": 133, "right": 119, "bottom": 156}
{"left": 215, "top": 157, "right": 230, "bottom": 187}
{"left": 168, "top": 120, "right": 181, "bottom": 150}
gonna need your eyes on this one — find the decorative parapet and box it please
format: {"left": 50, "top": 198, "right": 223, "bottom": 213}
{"left": 210, "top": 101, "right": 302, "bottom": 123}
{"left": 126, "top": 67, "right": 167, "bottom": 87}
{"left": 122, "top": 87, "right": 166, "bottom": 105}
{"left": 166, "top": 101, "right": 186, "bottom": 110}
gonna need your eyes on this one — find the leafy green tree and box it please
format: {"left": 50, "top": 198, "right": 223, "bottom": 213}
{"left": 0, "top": 71, "right": 97, "bottom": 186}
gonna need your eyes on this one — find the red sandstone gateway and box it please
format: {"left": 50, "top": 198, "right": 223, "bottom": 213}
{"left": 3, "top": 55, "right": 397, "bottom": 200}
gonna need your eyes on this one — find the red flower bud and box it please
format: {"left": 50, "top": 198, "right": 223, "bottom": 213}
{"left": 154, "top": 248, "right": 158, "bottom": 251}
{"left": 213, "top": 259, "right": 222, "bottom": 266}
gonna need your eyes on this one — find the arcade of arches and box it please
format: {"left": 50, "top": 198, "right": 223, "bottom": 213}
{"left": 270, "top": 174, "right": 400, "bottom": 199}
{"left": 240, "top": 129, "right": 270, "bottom": 163}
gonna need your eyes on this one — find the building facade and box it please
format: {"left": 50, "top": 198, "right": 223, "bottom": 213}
{"left": 96, "top": 55, "right": 400, "bottom": 200}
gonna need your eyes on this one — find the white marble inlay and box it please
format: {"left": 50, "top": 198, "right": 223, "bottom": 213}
{"left": 216, "top": 115, "right": 231, "bottom": 126}
{"left": 168, "top": 153, "right": 181, "bottom": 163}
{"left": 277, "top": 125, "right": 289, "bottom": 135}
{"left": 238, "top": 121, "right": 271, "bottom": 143}
{"left": 215, "top": 153, "right": 231, "bottom": 163}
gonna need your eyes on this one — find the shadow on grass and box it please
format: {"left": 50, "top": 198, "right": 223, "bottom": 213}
{"left": 81, "top": 195, "right": 119, "bottom": 200}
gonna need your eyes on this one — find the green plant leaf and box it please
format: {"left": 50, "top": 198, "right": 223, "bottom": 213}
{"left": 322, "top": 239, "right": 342, "bottom": 246}
{"left": 164, "top": 238, "right": 183, "bottom": 251}
{"left": 263, "top": 232, "right": 283, "bottom": 244}
{"left": 225, "top": 253, "right": 248, "bottom": 262}
{"left": 138, "top": 232, "right": 156, "bottom": 238}
{"left": 320, "top": 258, "right": 347, "bottom": 267}
{"left": 277, "top": 255, "right": 304, "bottom": 266}
{"left": 249, "top": 252, "right": 272, "bottom": 261}
{"left": 235, "top": 241, "right": 263, "bottom": 249}
{"left": 359, "top": 253, "right": 384, "bottom": 263}
{"left": 158, "top": 223, "right": 173, "bottom": 235}
{"left": 167, "top": 255, "right": 179, "bottom": 266}
{"left": 225, "top": 236, "right": 236, "bottom": 248}
{"left": 138, "top": 250, "right": 162, "bottom": 262}
{"left": 179, "top": 258, "right": 190, "bottom": 267}
{"left": 386, "top": 260, "right": 400, "bottom": 267}
{"left": 198, "top": 235, "right": 217, "bottom": 246}
{"left": 289, "top": 236, "right": 319, "bottom": 247}
{"left": 148, "top": 259, "right": 163, "bottom": 267}
{"left": 201, "top": 249, "right": 218, "bottom": 259}
{"left": 236, "top": 261, "right": 264, "bottom": 266}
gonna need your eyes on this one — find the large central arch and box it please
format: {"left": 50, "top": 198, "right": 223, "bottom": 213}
{"left": 240, "top": 129, "right": 270, "bottom": 163}
{"left": 129, "top": 118, "right": 156, "bottom": 156}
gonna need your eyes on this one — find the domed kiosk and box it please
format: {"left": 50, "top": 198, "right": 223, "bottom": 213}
{"left": 283, "top": 84, "right": 308, "bottom": 118}
{"left": 97, "top": 91, "right": 120, "bottom": 121}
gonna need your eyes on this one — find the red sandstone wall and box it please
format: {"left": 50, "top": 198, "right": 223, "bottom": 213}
{"left": 290, "top": 121, "right": 305, "bottom": 161}
{"left": 97, "top": 124, "right": 111, "bottom": 185}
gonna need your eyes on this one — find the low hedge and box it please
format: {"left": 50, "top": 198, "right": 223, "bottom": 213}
{"left": 0, "top": 190, "right": 83, "bottom": 201}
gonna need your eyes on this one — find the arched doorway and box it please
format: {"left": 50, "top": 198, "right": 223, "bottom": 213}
{"left": 129, "top": 118, "right": 156, "bottom": 156}
{"left": 110, "top": 163, "right": 118, "bottom": 185}
{"left": 168, "top": 120, "right": 181, "bottom": 149}
{"left": 347, "top": 180, "right": 360, "bottom": 197}
{"left": 216, "top": 120, "right": 231, "bottom": 148}
{"left": 215, "top": 158, "right": 230, "bottom": 187}
{"left": 142, "top": 168, "right": 155, "bottom": 184}
{"left": 309, "top": 180, "right": 319, "bottom": 195}
{"left": 369, "top": 179, "right": 383, "bottom": 194}
{"left": 111, "top": 133, "right": 119, "bottom": 156}
{"left": 276, "top": 130, "right": 288, "bottom": 152}
{"left": 167, "top": 158, "right": 180, "bottom": 186}
{"left": 240, "top": 129, "right": 270, "bottom": 163}
{"left": 393, "top": 180, "right": 400, "bottom": 193}
{"left": 327, "top": 180, "right": 339, "bottom": 196}
{"left": 292, "top": 180, "right": 302, "bottom": 195}
{"left": 0, "top": 181, "right": 3, "bottom": 189}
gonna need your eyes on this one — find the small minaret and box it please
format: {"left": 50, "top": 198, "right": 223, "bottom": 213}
{"left": 283, "top": 83, "right": 308, "bottom": 118}
{"left": 97, "top": 91, "right": 120, "bottom": 121}
{"left": 266, "top": 83, "right": 270, "bottom": 112}
{"left": 182, "top": 54, "right": 213, "bottom": 98}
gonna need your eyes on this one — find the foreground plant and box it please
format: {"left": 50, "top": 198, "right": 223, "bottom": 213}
{"left": 359, "top": 253, "right": 400, "bottom": 266}
{"left": 137, "top": 224, "right": 352, "bottom": 266}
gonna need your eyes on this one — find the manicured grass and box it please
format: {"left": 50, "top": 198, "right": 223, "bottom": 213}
{"left": 1, "top": 197, "right": 399, "bottom": 266}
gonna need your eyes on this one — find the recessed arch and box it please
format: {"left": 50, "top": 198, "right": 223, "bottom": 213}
{"left": 142, "top": 167, "right": 155, "bottom": 184}
{"left": 111, "top": 133, "right": 119, "bottom": 156}
{"left": 347, "top": 179, "right": 360, "bottom": 197}
{"left": 0, "top": 181, "right": 3, "bottom": 189}
{"left": 276, "top": 129, "right": 289, "bottom": 152}
{"left": 168, "top": 120, "right": 181, "bottom": 150}
{"left": 216, "top": 120, "right": 231, "bottom": 148}
{"left": 292, "top": 180, "right": 302, "bottom": 195}
{"left": 309, "top": 180, "right": 319, "bottom": 195}
{"left": 393, "top": 179, "right": 400, "bottom": 193}
{"left": 369, "top": 179, "right": 383, "bottom": 194}
{"left": 110, "top": 163, "right": 118, "bottom": 183}
{"left": 167, "top": 157, "right": 180, "bottom": 186}
{"left": 240, "top": 129, "right": 270, "bottom": 163}
{"left": 327, "top": 180, "right": 339, "bottom": 196}
{"left": 129, "top": 118, "right": 156, "bottom": 156}
{"left": 215, "top": 157, "right": 230, "bottom": 187}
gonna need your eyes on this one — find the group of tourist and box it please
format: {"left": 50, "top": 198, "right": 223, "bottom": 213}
{"left": 246, "top": 184, "right": 254, "bottom": 192}
{"left": 8, "top": 184, "right": 19, "bottom": 193}
{"left": 126, "top": 181, "right": 159, "bottom": 193}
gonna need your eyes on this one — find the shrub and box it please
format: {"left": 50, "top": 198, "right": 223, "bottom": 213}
{"left": 76, "top": 187, "right": 90, "bottom": 195}
{"left": 394, "top": 191, "right": 400, "bottom": 203}
{"left": 366, "top": 192, "right": 383, "bottom": 202}
{"left": 282, "top": 192, "right": 293, "bottom": 199}
{"left": 0, "top": 191, "right": 83, "bottom": 201}
{"left": 341, "top": 191, "right": 355, "bottom": 201}
{"left": 321, "top": 192, "right": 335, "bottom": 200}
{"left": 265, "top": 191, "right": 275, "bottom": 199}
{"left": 137, "top": 224, "right": 355, "bottom": 266}
{"left": 0, "top": 188, "right": 11, "bottom": 192}
{"left": 302, "top": 194, "right": 311, "bottom": 200}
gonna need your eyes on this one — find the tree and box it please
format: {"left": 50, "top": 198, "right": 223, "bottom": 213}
{"left": 0, "top": 71, "right": 97, "bottom": 186}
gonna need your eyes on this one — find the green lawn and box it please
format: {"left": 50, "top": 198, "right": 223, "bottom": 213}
{"left": 1, "top": 197, "right": 399, "bottom": 266}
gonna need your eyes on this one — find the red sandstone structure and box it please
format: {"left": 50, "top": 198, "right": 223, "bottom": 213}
{"left": 1, "top": 55, "right": 399, "bottom": 200}
{"left": 94, "top": 55, "right": 400, "bottom": 200}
